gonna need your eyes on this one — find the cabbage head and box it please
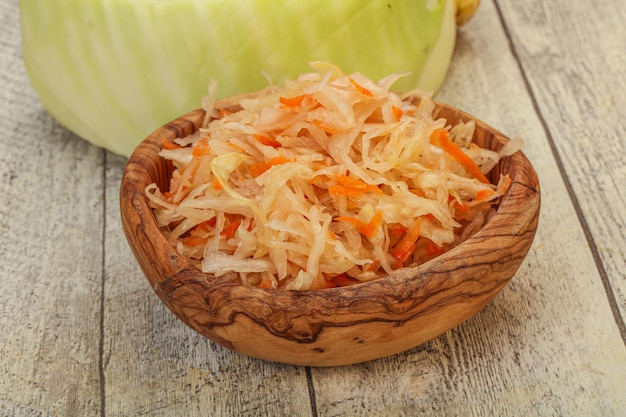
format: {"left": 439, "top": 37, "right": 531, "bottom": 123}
{"left": 20, "top": 0, "right": 478, "bottom": 156}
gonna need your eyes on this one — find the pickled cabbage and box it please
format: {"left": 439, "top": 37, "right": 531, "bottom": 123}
{"left": 146, "top": 64, "right": 518, "bottom": 290}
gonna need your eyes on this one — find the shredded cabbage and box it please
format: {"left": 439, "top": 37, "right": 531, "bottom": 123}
{"left": 146, "top": 65, "right": 520, "bottom": 290}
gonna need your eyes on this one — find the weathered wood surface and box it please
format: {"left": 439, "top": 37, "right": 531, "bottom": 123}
{"left": 1, "top": 1, "right": 624, "bottom": 416}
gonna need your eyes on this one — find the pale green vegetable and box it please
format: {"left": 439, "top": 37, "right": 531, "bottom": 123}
{"left": 20, "top": 0, "right": 478, "bottom": 156}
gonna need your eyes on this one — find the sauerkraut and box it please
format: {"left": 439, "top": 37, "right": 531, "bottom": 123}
{"left": 146, "top": 64, "right": 520, "bottom": 290}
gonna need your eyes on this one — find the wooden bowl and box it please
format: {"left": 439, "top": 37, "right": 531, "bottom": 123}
{"left": 120, "top": 96, "right": 540, "bottom": 367}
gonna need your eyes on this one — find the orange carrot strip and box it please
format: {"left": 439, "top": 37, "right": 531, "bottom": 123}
{"left": 193, "top": 143, "right": 211, "bottom": 157}
{"left": 430, "top": 128, "right": 490, "bottom": 184}
{"left": 336, "top": 175, "right": 371, "bottom": 189}
{"left": 391, "top": 218, "right": 422, "bottom": 268}
{"left": 259, "top": 278, "right": 274, "bottom": 289}
{"left": 279, "top": 94, "right": 308, "bottom": 108}
{"left": 425, "top": 213, "right": 437, "bottom": 222}
{"left": 325, "top": 280, "right": 338, "bottom": 289}
{"left": 161, "top": 138, "right": 181, "bottom": 150}
{"left": 254, "top": 133, "right": 282, "bottom": 148}
{"left": 227, "top": 142, "right": 246, "bottom": 153}
{"left": 335, "top": 216, "right": 367, "bottom": 230}
{"left": 475, "top": 189, "right": 495, "bottom": 202}
{"left": 329, "top": 176, "right": 383, "bottom": 197}
{"left": 391, "top": 105, "right": 403, "bottom": 120}
{"left": 331, "top": 274, "right": 360, "bottom": 287}
{"left": 181, "top": 236, "right": 207, "bottom": 247}
{"left": 366, "top": 259, "right": 381, "bottom": 272}
{"left": 448, "top": 195, "right": 469, "bottom": 212}
{"left": 409, "top": 188, "right": 427, "bottom": 197}
{"left": 311, "top": 119, "right": 339, "bottom": 135}
{"left": 336, "top": 211, "right": 383, "bottom": 238}
{"left": 189, "top": 218, "right": 217, "bottom": 237}
{"left": 249, "top": 155, "right": 290, "bottom": 177}
{"left": 455, "top": 202, "right": 469, "bottom": 212}
{"left": 212, "top": 178, "right": 223, "bottom": 190}
{"left": 328, "top": 184, "right": 362, "bottom": 197}
{"left": 190, "top": 137, "right": 210, "bottom": 155}
{"left": 427, "top": 240, "right": 446, "bottom": 256}
{"left": 359, "top": 211, "right": 384, "bottom": 238}
{"left": 219, "top": 108, "right": 232, "bottom": 118}
{"left": 349, "top": 77, "right": 373, "bottom": 97}
{"left": 221, "top": 220, "right": 241, "bottom": 239}
{"left": 390, "top": 224, "right": 408, "bottom": 236}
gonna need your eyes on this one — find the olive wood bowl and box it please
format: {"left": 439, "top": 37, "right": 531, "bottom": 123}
{"left": 120, "top": 96, "right": 540, "bottom": 367}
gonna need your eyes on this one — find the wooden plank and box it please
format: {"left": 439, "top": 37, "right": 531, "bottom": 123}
{"left": 102, "top": 153, "right": 314, "bottom": 417}
{"left": 0, "top": 2, "right": 104, "bottom": 414}
{"left": 308, "top": 1, "right": 626, "bottom": 415}
{"left": 497, "top": 0, "right": 626, "bottom": 324}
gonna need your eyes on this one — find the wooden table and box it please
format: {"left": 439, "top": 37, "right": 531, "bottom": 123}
{"left": 1, "top": 1, "right": 625, "bottom": 415}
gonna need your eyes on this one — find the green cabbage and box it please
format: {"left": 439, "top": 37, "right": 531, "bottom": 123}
{"left": 20, "top": 0, "right": 476, "bottom": 156}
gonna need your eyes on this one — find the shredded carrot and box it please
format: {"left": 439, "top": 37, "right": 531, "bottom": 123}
{"left": 349, "top": 77, "right": 373, "bottom": 97}
{"left": 366, "top": 259, "right": 381, "bottom": 272}
{"left": 449, "top": 195, "right": 469, "bottom": 212}
{"left": 329, "top": 175, "right": 382, "bottom": 197}
{"left": 335, "top": 216, "right": 366, "bottom": 230}
{"left": 254, "top": 133, "right": 282, "bottom": 148}
{"left": 189, "top": 218, "right": 217, "bottom": 237}
{"left": 391, "top": 105, "right": 403, "bottom": 120}
{"left": 193, "top": 143, "right": 211, "bottom": 157}
{"left": 336, "top": 175, "right": 370, "bottom": 189}
{"left": 427, "top": 240, "right": 445, "bottom": 256}
{"left": 430, "top": 128, "right": 490, "bottom": 183}
{"left": 409, "top": 188, "right": 427, "bottom": 197}
{"left": 181, "top": 236, "right": 207, "bottom": 247}
{"left": 279, "top": 94, "right": 308, "bottom": 108}
{"left": 227, "top": 142, "right": 246, "bottom": 153}
{"left": 331, "top": 274, "right": 360, "bottom": 287}
{"left": 455, "top": 202, "right": 469, "bottom": 212}
{"left": 312, "top": 119, "right": 339, "bottom": 135}
{"left": 258, "top": 278, "right": 274, "bottom": 289}
{"left": 336, "top": 210, "right": 383, "bottom": 238}
{"left": 390, "top": 224, "right": 408, "bottom": 235}
{"left": 474, "top": 189, "right": 495, "bottom": 202}
{"left": 328, "top": 231, "right": 337, "bottom": 240}
{"left": 391, "top": 217, "right": 422, "bottom": 267}
{"left": 212, "top": 178, "right": 223, "bottom": 190}
{"left": 221, "top": 220, "right": 241, "bottom": 239}
{"left": 328, "top": 184, "right": 366, "bottom": 197}
{"left": 249, "top": 155, "right": 291, "bottom": 177}
{"left": 161, "top": 138, "right": 181, "bottom": 150}
{"left": 359, "top": 211, "right": 383, "bottom": 238}
{"left": 219, "top": 108, "right": 233, "bottom": 118}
